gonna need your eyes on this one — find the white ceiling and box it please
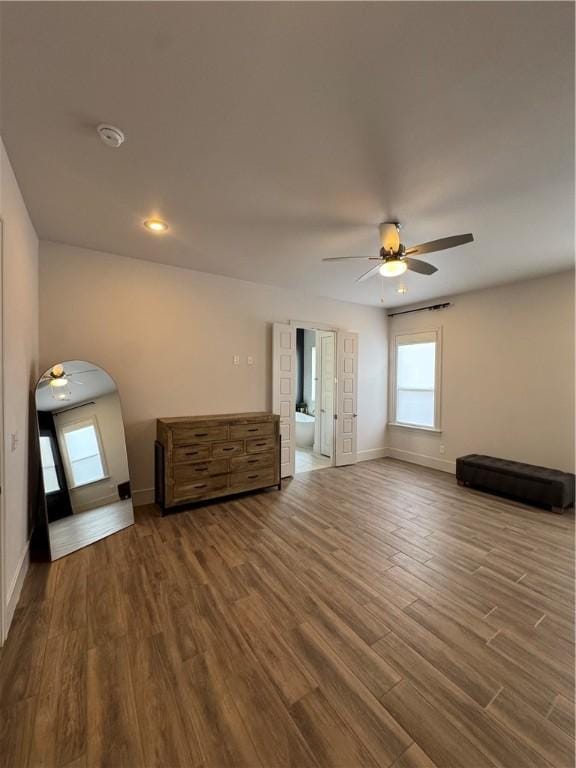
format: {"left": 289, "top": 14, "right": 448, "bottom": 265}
{"left": 36, "top": 361, "right": 117, "bottom": 412}
{"left": 1, "top": 2, "right": 573, "bottom": 307}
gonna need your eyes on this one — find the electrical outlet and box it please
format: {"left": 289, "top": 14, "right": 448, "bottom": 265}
{"left": 247, "top": 356, "right": 254, "bottom": 366}
{"left": 233, "top": 355, "right": 240, "bottom": 366}
{"left": 439, "top": 444, "right": 446, "bottom": 455}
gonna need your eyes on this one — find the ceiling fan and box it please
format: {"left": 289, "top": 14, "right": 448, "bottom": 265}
{"left": 38, "top": 364, "right": 98, "bottom": 401}
{"left": 323, "top": 222, "right": 474, "bottom": 282}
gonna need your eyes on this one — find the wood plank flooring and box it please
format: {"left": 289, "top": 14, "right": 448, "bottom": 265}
{"left": 1, "top": 458, "right": 574, "bottom": 768}
{"left": 48, "top": 500, "right": 134, "bottom": 560}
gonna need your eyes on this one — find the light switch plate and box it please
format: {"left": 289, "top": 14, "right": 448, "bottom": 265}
{"left": 233, "top": 355, "right": 240, "bottom": 365}
{"left": 247, "top": 356, "right": 254, "bottom": 366}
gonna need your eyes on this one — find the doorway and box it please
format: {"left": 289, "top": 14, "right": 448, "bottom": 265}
{"left": 273, "top": 322, "right": 358, "bottom": 479}
{"left": 294, "top": 327, "right": 335, "bottom": 474}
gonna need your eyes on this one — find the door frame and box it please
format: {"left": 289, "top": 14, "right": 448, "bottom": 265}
{"left": 316, "top": 330, "right": 336, "bottom": 459}
{"left": 289, "top": 320, "right": 338, "bottom": 472}
{"left": 0, "top": 218, "right": 5, "bottom": 644}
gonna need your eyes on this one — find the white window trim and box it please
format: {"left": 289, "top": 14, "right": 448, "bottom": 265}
{"left": 58, "top": 416, "right": 109, "bottom": 489}
{"left": 389, "top": 327, "right": 443, "bottom": 432}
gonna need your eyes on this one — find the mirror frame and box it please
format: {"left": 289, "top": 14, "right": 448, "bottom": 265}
{"left": 33, "top": 359, "right": 133, "bottom": 560}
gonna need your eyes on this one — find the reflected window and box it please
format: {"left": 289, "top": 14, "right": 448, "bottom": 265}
{"left": 40, "top": 436, "right": 60, "bottom": 493}
{"left": 61, "top": 418, "right": 107, "bottom": 487}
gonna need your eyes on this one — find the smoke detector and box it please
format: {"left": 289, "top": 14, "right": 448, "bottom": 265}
{"left": 97, "top": 124, "right": 125, "bottom": 148}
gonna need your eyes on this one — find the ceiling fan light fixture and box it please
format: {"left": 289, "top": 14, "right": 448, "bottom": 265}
{"left": 379, "top": 259, "right": 407, "bottom": 278}
{"left": 50, "top": 377, "right": 68, "bottom": 388}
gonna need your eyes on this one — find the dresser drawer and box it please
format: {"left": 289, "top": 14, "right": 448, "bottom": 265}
{"left": 229, "top": 468, "right": 276, "bottom": 491}
{"left": 172, "top": 474, "right": 228, "bottom": 502}
{"left": 173, "top": 459, "right": 228, "bottom": 482}
{"left": 173, "top": 445, "right": 211, "bottom": 463}
{"left": 246, "top": 436, "right": 276, "bottom": 454}
{"left": 231, "top": 451, "right": 275, "bottom": 471}
{"left": 211, "top": 440, "right": 244, "bottom": 459}
{"left": 230, "top": 422, "right": 274, "bottom": 440}
{"left": 172, "top": 425, "right": 228, "bottom": 445}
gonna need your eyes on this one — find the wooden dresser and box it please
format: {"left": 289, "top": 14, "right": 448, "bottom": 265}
{"left": 155, "top": 412, "right": 281, "bottom": 513}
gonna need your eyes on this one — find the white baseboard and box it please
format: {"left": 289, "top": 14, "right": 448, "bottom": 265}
{"left": 75, "top": 493, "right": 120, "bottom": 514}
{"left": 4, "top": 543, "right": 29, "bottom": 640}
{"left": 133, "top": 487, "right": 154, "bottom": 507}
{"left": 387, "top": 446, "right": 456, "bottom": 474}
{"left": 357, "top": 447, "right": 389, "bottom": 462}
{"left": 131, "top": 447, "right": 454, "bottom": 509}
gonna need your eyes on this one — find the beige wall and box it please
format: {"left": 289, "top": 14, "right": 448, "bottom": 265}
{"left": 39, "top": 242, "right": 388, "bottom": 503}
{"left": 388, "top": 271, "right": 575, "bottom": 473}
{"left": 0, "top": 139, "right": 39, "bottom": 638}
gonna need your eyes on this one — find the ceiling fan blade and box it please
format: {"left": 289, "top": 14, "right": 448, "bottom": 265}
{"left": 405, "top": 258, "right": 438, "bottom": 275}
{"left": 405, "top": 233, "right": 473, "bottom": 256}
{"left": 322, "top": 256, "right": 374, "bottom": 262}
{"left": 355, "top": 264, "right": 382, "bottom": 283}
{"left": 68, "top": 369, "right": 98, "bottom": 376}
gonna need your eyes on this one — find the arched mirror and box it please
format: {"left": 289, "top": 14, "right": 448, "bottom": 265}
{"left": 35, "top": 360, "right": 134, "bottom": 560}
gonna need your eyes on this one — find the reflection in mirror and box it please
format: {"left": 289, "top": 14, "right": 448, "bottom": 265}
{"left": 35, "top": 361, "right": 134, "bottom": 560}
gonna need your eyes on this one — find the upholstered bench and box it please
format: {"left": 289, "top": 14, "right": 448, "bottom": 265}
{"left": 456, "top": 454, "right": 575, "bottom": 513}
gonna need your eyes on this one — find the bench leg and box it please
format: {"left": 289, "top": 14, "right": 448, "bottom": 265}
{"left": 457, "top": 479, "right": 466, "bottom": 487}
{"left": 551, "top": 506, "right": 564, "bottom": 514}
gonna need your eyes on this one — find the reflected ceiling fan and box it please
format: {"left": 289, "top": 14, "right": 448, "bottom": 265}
{"left": 38, "top": 364, "right": 98, "bottom": 401}
{"left": 323, "top": 222, "right": 474, "bottom": 282}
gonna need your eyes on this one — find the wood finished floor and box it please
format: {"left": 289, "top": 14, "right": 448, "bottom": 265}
{"left": 1, "top": 458, "right": 574, "bottom": 768}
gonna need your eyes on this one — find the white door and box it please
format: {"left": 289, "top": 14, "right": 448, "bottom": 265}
{"left": 272, "top": 323, "right": 296, "bottom": 478}
{"left": 335, "top": 331, "right": 358, "bottom": 466}
{"left": 318, "top": 331, "right": 335, "bottom": 458}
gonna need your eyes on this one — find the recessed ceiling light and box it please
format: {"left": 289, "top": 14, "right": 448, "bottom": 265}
{"left": 144, "top": 219, "right": 169, "bottom": 233}
{"left": 396, "top": 286, "right": 408, "bottom": 295}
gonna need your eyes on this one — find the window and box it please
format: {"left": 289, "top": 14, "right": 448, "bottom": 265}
{"left": 40, "top": 436, "right": 60, "bottom": 493}
{"left": 61, "top": 418, "right": 107, "bottom": 487}
{"left": 392, "top": 330, "right": 441, "bottom": 429}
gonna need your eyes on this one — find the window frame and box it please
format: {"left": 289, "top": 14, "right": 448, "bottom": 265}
{"left": 58, "top": 416, "right": 109, "bottom": 489}
{"left": 389, "top": 327, "right": 443, "bottom": 432}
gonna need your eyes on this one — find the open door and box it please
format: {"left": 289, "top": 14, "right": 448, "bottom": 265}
{"left": 335, "top": 330, "right": 358, "bottom": 466}
{"left": 318, "top": 331, "right": 335, "bottom": 458}
{"left": 272, "top": 323, "right": 296, "bottom": 478}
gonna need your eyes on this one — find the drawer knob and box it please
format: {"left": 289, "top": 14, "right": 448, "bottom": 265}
{"left": 222, "top": 447, "right": 235, "bottom": 452}
{"left": 195, "top": 432, "right": 208, "bottom": 437}
{"left": 248, "top": 428, "right": 259, "bottom": 432}
{"left": 248, "top": 474, "right": 258, "bottom": 480}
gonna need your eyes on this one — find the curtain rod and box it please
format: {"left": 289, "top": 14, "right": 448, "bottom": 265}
{"left": 53, "top": 400, "right": 95, "bottom": 414}
{"left": 387, "top": 302, "right": 451, "bottom": 318}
